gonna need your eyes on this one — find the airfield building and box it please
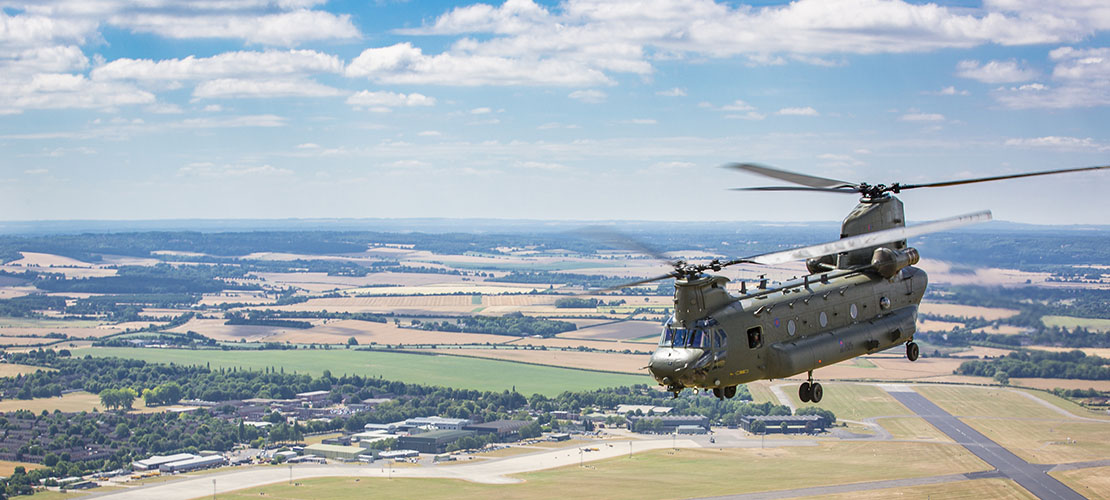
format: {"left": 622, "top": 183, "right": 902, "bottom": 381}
{"left": 396, "top": 429, "right": 475, "bottom": 454}
{"left": 158, "top": 455, "right": 226, "bottom": 473}
{"left": 740, "top": 415, "right": 827, "bottom": 434}
{"left": 464, "top": 419, "right": 531, "bottom": 439}
{"left": 132, "top": 453, "right": 198, "bottom": 471}
{"left": 626, "top": 415, "right": 710, "bottom": 434}
{"left": 303, "top": 444, "right": 365, "bottom": 461}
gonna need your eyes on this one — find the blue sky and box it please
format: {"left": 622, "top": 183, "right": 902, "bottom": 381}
{"left": 1, "top": 0, "right": 1108, "bottom": 224}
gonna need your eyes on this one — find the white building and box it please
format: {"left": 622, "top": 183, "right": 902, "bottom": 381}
{"left": 132, "top": 453, "right": 197, "bottom": 471}
{"left": 159, "top": 455, "right": 226, "bottom": 473}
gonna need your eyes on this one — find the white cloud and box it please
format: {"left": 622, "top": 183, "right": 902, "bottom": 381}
{"left": 656, "top": 87, "right": 686, "bottom": 96}
{"left": 92, "top": 50, "right": 343, "bottom": 83}
{"left": 203, "top": 104, "right": 223, "bottom": 112}
{"left": 518, "top": 160, "right": 567, "bottom": 171}
{"left": 776, "top": 106, "right": 819, "bottom": 116}
{"left": 346, "top": 90, "right": 437, "bottom": 112}
{"left": 568, "top": 89, "right": 606, "bottom": 103}
{"left": 1004, "top": 136, "right": 1109, "bottom": 151}
{"left": 725, "top": 112, "right": 766, "bottom": 120}
{"left": 721, "top": 100, "right": 755, "bottom": 111}
{"left": 0, "top": 73, "right": 154, "bottom": 114}
{"left": 178, "top": 162, "right": 294, "bottom": 178}
{"left": 295, "top": 142, "right": 319, "bottom": 149}
{"left": 899, "top": 112, "right": 945, "bottom": 121}
{"left": 417, "top": 130, "right": 441, "bottom": 136}
{"left": 470, "top": 107, "right": 492, "bottom": 114}
{"left": 146, "top": 102, "right": 182, "bottom": 114}
{"left": 194, "top": 78, "right": 342, "bottom": 98}
{"left": 618, "top": 118, "right": 657, "bottom": 125}
{"left": 926, "top": 86, "right": 970, "bottom": 96}
{"left": 817, "top": 153, "right": 865, "bottom": 167}
{"left": 24, "top": 168, "right": 48, "bottom": 175}
{"left": 992, "top": 47, "right": 1110, "bottom": 108}
{"left": 175, "top": 114, "right": 287, "bottom": 128}
{"left": 106, "top": 10, "right": 357, "bottom": 46}
{"left": 956, "top": 59, "right": 1038, "bottom": 83}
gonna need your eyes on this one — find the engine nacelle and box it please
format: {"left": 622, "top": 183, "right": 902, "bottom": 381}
{"left": 871, "top": 247, "right": 920, "bottom": 278}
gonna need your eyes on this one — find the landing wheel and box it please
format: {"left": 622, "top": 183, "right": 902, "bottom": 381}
{"left": 799, "top": 382, "right": 812, "bottom": 403}
{"left": 724, "top": 385, "right": 737, "bottom": 399}
{"left": 713, "top": 387, "right": 723, "bottom": 399}
{"left": 906, "top": 341, "right": 920, "bottom": 362}
{"left": 810, "top": 382, "right": 823, "bottom": 403}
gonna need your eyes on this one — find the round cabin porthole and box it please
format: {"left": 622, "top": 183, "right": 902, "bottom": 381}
{"left": 850, "top": 303, "right": 859, "bottom": 319}
{"left": 880, "top": 297, "right": 891, "bottom": 310}
{"left": 787, "top": 319, "right": 796, "bottom": 336}
{"left": 819, "top": 311, "right": 828, "bottom": 327}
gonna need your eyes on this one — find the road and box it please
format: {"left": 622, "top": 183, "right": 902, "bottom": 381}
{"left": 884, "top": 386, "right": 1086, "bottom": 500}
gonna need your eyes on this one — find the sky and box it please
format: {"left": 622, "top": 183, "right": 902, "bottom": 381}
{"left": 1, "top": 0, "right": 1108, "bottom": 225}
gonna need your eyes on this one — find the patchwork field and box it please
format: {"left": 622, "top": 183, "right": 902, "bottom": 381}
{"left": 77, "top": 347, "right": 646, "bottom": 397}
{"left": 0, "top": 460, "right": 43, "bottom": 477}
{"left": 961, "top": 417, "right": 1110, "bottom": 464}
{"left": 0, "top": 363, "right": 55, "bottom": 377}
{"left": 918, "top": 303, "right": 1020, "bottom": 320}
{"left": 557, "top": 320, "right": 659, "bottom": 341}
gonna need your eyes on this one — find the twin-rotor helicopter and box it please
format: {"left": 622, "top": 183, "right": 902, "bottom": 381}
{"left": 598, "top": 163, "right": 1108, "bottom": 403}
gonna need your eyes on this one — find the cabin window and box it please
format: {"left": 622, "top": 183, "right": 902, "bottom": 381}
{"left": 659, "top": 327, "right": 674, "bottom": 346}
{"left": 715, "top": 329, "right": 727, "bottom": 349}
{"left": 746, "top": 326, "right": 763, "bottom": 349}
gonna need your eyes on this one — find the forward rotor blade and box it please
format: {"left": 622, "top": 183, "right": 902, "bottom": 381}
{"left": 731, "top": 186, "right": 857, "bottom": 194}
{"left": 575, "top": 226, "right": 677, "bottom": 264}
{"left": 744, "top": 210, "right": 992, "bottom": 266}
{"left": 724, "top": 163, "right": 856, "bottom": 189}
{"left": 898, "top": 165, "right": 1110, "bottom": 191}
{"left": 594, "top": 271, "right": 680, "bottom": 292}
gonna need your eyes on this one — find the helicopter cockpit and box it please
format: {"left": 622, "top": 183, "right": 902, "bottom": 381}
{"left": 657, "top": 316, "right": 726, "bottom": 351}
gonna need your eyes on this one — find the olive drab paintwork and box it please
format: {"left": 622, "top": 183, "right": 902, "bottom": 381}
{"left": 640, "top": 162, "right": 1108, "bottom": 401}
{"left": 647, "top": 194, "right": 926, "bottom": 398}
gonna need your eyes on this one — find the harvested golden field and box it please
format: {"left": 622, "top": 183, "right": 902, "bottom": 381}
{"left": 483, "top": 295, "right": 560, "bottom": 306}
{"left": 6, "top": 252, "right": 94, "bottom": 267}
{"left": 779, "top": 355, "right": 966, "bottom": 382}
{"left": 0, "top": 363, "right": 55, "bottom": 376}
{"left": 413, "top": 349, "right": 648, "bottom": 374}
{"left": 264, "top": 319, "right": 515, "bottom": 346}
{"left": 272, "top": 295, "right": 476, "bottom": 314}
{"left": 349, "top": 285, "right": 545, "bottom": 296}
{"left": 558, "top": 320, "right": 659, "bottom": 341}
{"left": 917, "top": 319, "right": 963, "bottom": 332}
{"left": 919, "top": 302, "right": 1020, "bottom": 320}
{"left": 956, "top": 346, "right": 1016, "bottom": 358}
{"left": 1053, "top": 466, "right": 1110, "bottom": 500}
{"left": 1010, "top": 378, "right": 1110, "bottom": 392}
{"left": 0, "top": 461, "right": 43, "bottom": 477}
{"left": 0, "top": 336, "right": 64, "bottom": 346}
{"left": 167, "top": 318, "right": 324, "bottom": 342}
{"left": 254, "top": 271, "right": 474, "bottom": 288}
{"left": 0, "top": 326, "right": 124, "bottom": 339}
{"left": 0, "top": 264, "right": 115, "bottom": 278}
{"left": 917, "top": 258, "right": 1050, "bottom": 287}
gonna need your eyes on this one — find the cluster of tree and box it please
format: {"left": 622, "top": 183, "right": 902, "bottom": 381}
{"left": 33, "top": 264, "right": 260, "bottom": 295}
{"left": 554, "top": 297, "right": 626, "bottom": 309}
{"left": 224, "top": 312, "right": 312, "bottom": 329}
{"left": 956, "top": 350, "right": 1110, "bottom": 380}
{"left": 412, "top": 312, "right": 576, "bottom": 337}
{"left": 0, "top": 294, "right": 67, "bottom": 318}
{"left": 225, "top": 309, "right": 387, "bottom": 324}
{"left": 142, "top": 382, "right": 184, "bottom": 407}
{"left": 98, "top": 388, "right": 139, "bottom": 410}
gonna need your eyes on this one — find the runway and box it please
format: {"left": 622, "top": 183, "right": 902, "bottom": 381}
{"left": 886, "top": 388, "right": 1085, "bottom": 500}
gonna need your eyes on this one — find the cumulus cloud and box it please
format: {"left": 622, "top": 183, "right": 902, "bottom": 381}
{"left": 92, "top": 50, "right": 343, "bottom": 82}
{"left": 111, "top": 9, "right": 358, "bottom": 46}
{"left": 776, "top": 106, "right": 819, "bottom": 116}
{"left": 0, "top": 73, "right": 154, "bottom": 114}
{"left": 900, "top": 112, "right": 945, "bottom": 121}
{"left": 956, "top": 59, "right": 1038, "bottom": 83}
{"left": 992, "top": 47, "right": 1110, "bottom": 108}
{"left": 925, "top": 86, "right": 970, "bottom": 96}
{"left": 568, "top": 89, "right": 606, "bottom": 103}
{"left": 177, "top": 162, "right": 294, "bottom": 178}
{"left": 194, "top": 78, "right": 343, "bottom": 99}
{"left": 1004, "top": 136, "right": 1109, "bottom": 151}
{"left": 656, "top": 87, "right": 686, "bottom": 96}
{"left": 346, "top": 90, "right": 437, "bottom": 111}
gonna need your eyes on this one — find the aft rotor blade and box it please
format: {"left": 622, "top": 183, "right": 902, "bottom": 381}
{"left": 744, "top": 210, "right": 993, "bottom": 266}
{"left": 724, "top": 163, "right": 856, "bottom": 189}
{"left": 899, "top": 165, "right": 1110, "bottom": 191}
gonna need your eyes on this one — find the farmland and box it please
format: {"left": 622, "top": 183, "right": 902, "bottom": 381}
{"left": 76, "top": 347, "right": 646, "bottom": 397}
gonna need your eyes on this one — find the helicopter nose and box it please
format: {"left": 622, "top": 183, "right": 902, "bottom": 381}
{"left": 648, "top": 348, "right": 702, "bottom": 384}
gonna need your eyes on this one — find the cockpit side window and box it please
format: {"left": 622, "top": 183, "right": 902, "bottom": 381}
{"left": 672, "top": 328, "right": 689, "bottom": 347}
{"left": 746, "top": 326, "right": 763, "bottom": 349}
{"left": 659, "top": 327, "right": 675, "bottom": 347}
{"left": 715, "top": 329, "right": 727, "bottom": 349}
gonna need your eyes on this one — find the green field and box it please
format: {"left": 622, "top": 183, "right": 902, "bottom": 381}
{"left": 915, "top": 386, "right": 1066, "bottom": 420}
{"left": 788, "top": 383, "right": 911, "bottom": 421}
{"left": 0, "top": 317, "right": 105, "bottom": 328}
{"left": 77, "top": 347, "right": 647, "bottom": 397}
{"left": 223, "top": 442, "right": 989, "bottom": 500}
{"left": 1041, "top": 315, "right": 1110, "bottom": 333}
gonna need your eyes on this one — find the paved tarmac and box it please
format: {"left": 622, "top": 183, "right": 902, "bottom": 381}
{"left": 886, "top": 388, "right": 1085, "bottom": 500}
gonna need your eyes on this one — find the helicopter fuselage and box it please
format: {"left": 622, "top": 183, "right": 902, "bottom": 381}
{"left": 647, "top": 255, "right": 926, "bottom": 395}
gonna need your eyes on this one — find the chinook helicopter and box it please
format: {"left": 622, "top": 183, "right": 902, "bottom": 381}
{"left": 609, "top": 163, "right": 1109, "bottom": 403}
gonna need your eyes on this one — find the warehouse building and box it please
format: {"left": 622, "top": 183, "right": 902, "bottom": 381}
{"left": 132, "top": 453, "right": 197, "bottom": 471}
{"left": 303, "top": 443, "right": 365, "bottom": 461}
{"left": 740, "top": 415, "right": 827, "bottom": 434}
{"left": 396, "top": 429, "right": 475, "bottom": 454}
{"left": 464, "top": 420, "right": 531, "bottom": 439}
{"left": 159, "top": 455, "right": 226, "bottom": 473}
{"left": 626, "top": 415, "right": 710, "bottom": 434}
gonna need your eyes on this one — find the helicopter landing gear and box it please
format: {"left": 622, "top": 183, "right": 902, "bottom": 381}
{"left": 799, "top": 371, "right": 823, "bottom": 403}
{"left": 906, "top": 341, "right": 920, "bottom": 362}
{"left": 712, "top": 386, "right": 737, "bottom": 400}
